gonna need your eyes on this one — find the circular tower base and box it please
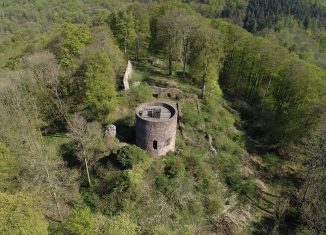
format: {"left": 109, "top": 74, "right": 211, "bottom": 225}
{"left": 135, "top": 102, "right": 177, "bottom": 157}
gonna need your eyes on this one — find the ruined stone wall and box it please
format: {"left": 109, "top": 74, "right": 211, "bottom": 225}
{"left": 123, "top": 60, "right": 132, "bottom": 90}
{"left": 136, "top": 102, "right": 177, "bottom": 157}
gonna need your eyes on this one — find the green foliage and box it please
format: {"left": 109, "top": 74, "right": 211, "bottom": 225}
{"left": 263, "top": 154, "right": 283, "bottom": 175}
{"left": 263, "top": 17, "right": 326, "bottom": 69}
{"left": 183, "top": 151, "right": 208, "bottom": 184}
{"left": 0, "top": 142, "right": 19, "bottom": 192}
{"left": 203, "top": 97, "right": 237, "bottom": 133}
{"left": 181, "top": 102, "right": 204, "bottom": 128}
{"left": 189, "top": 23, "right": 224, "bottom": 98}
{"left": 80, "top": 189, "right": 101, "bottom": 212}
{"left": 129, "top": 4, "right": 151, "bottom": 60}
{"left": 110, "top": 10, "right": 136, "bottom": 55}
{"left": 64, "top": 207, "right": 95, "bottom": 235}
{"left": 104, "top": 213, "right": 139, "bottom": 235}
{"left": 245, "top": 0, "right": 325, "bottom": 32}
{"left": 129, "top": 84, "right": 153, "bottom": 104}
{"left": 82, "top": 52, "right": 117, "bottom": 120}
{"left": 0, "top": 192, "right": 48, "bottom": 235}
{"left": 91, "top": 168, "right": 140, "bottom": 216}
{"left": 205, "top": 63, "right": 223, "bottom": 99}
{"left": 1, "top": 1, "right": 325, "bottom": 234}
{"left": 295, "top": 226, "right": 316, "bottom": 235}
{"left": 164, "top": 158, "right": 185, "bottom": 178}
{"left": 0, "top": 142, "right": 9, "bottom": 158}
{"left": 219, "top": 28, "right": 326, "bottom": 146}
{"left": 205, "top": 193, "right": 223, "bottom": 215}
{"left": 51, "top": 23, "right": 91, "bottom": 68}
{"left": 187, "top": 0, "right": 248, "bottom": 25}
{"left": 157, "top": 8, "right": 197, "bottom": 76}
{"left": 4, "top": 57, "right": 21, "bottom": 70}
{"left": 117, "top": 145, "right": 149, "bottom": 169}
{"left": 217, "top": 151, "right": 255, "bottom": 197}
{"left": 88, "top": 27, "right": 125, "bottom": 73}
{"left": 226, "top": 173, "right": 255, "bottom": 196}
{"left": 189, "top": 24, "right": 223, "bottom": 81}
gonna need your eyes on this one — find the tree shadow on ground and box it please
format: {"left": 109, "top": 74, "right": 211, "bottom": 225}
{"left": 60, "top": 141, "right": 81, "bottom": 168}
{"left": 113, "top": 117, "right": 136, "bottom": 145}
{"left": 98, "top": 151, "right": 123, "bottom": 170}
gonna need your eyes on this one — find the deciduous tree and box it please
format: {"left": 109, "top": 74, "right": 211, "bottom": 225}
{"left": 50, "top": 23, "right": 91, "bottom": 69}
{"left": 157, "top": 9, "right": 183, "bottom": 76}
{"left": 189, "top": 24, "right": 223, "bottom": 99}
{"left": 0, "top": 81, "right": 80, "bottom": 223}
{"left": 67, "top": 115, "right": 106, "bottom": 187}
{"left": 110, "top": 10, "right": 136, "bottom": 56}
{"left": 82, "top": 52, "right": 117, "bottom": 121}
{"left": 129, "top": 4, "right": 151, "bottom": 60}
{"left": 64, "top": 207, "right": 95, "bottom": 235}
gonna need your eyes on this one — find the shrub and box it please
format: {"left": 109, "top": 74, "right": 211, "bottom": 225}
{"left": 130, "top": 84, "right": 153, "bottom": 104}
{"left": 164, "top": 158, "right": 185, "bottom": 178}
{"left": 188, "top": 198, "right": 204, "bottom": 216}
{"left": 0, "top": 142, "right": 9, "bottom": 158}
{"left": 226, "top": 172, "right": 243, "bottom": 193}
{"left": 183, "top": 152, "right": 207, "bottom": 183}
{"left": 64, "top": 207, "right": 95, "bottom": 235}
{"left": 181, "top": 102, "right": 204, "bottom": 128}
{"left": 80, "top": 189, "right": 100, "bottom": 212}
{"left": 241, "top": 177, "right": 255, "bottom": 197}
{"left": 0, "top": 142, "right": 19, "bottom": 192}
{"left": 263, "top": 153, "right": 283, "bottom": 175}
{"left": 104, "top": 213, "right": 138, "bottom": 235}
{"left": 0, "top": 192, "right": 48, "bottom": 235}
{"left": 97, "top": 171, "right": 141, "bottom": 216}
{"left": 214, "top": 134, "right": 243, "bottom": 155}
{"left": 226, "top": 173, "right": 255, "bottom": 197}
{"left": 155, "top": 174, "right": 171, "bottom": 193}
{"left": 218, "top": 152, "right": 240, "bottom": 174}
{"left": 117, "top": 145, "right": 148, "bottom": 169}
{"left": 205, "top": 193, "right": 223, "bottom": 215}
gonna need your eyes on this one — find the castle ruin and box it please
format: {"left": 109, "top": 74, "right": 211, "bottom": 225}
{"left": 135, "top": 102, "right": 177, "bottom": 157}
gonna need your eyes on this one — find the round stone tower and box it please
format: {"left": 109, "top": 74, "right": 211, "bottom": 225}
{"left": 136, "top": 102, "right": 177, "bottom": 157}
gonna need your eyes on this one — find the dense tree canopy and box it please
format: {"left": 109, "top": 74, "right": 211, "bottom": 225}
{"left": 245, "top": 0, "right": 326, "bottom": 32}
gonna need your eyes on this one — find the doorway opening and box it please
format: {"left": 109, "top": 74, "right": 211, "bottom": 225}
{"left": 153, "top": 140, "right": 158, "bottom": 150}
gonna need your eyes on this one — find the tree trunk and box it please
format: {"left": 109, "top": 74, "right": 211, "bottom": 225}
{"left": 44, "top": 162, "right": 63, "bottom": 222}
{"left": 182, "top": 53, "right": 187, "bottom": 78}
{"left": 263, "top": 75, "right": 272, "bottom": 100}
{"left": 168, "top": 54, "right": 172, "bottom": 76}
{"left": 136, "top": 38, "right": 140, "bottom": 61}
{"left": 84, "top": 157, "right": 91, "bottom": 187}
{"left": 271, "top": 220, "right": 279, "bottom": 235}
{"left": 201, "top": 76, "right": 206, "bottom": 99}
{"left": 124, "top": 27, "right": 128, "bottom": 55}
{"left": 182, "top": 39, "right": 189, "bottom": 78}
{"left": 201, "top": 65, "right": 208, "bottom": 99}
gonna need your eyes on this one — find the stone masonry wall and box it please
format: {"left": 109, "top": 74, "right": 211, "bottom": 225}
{"left": 123, "top": 60, "right": 132, "bottom": 90}
{"left": 136, "top": 102, "right": 177, "bottom": 157}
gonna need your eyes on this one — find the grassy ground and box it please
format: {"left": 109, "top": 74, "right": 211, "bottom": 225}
{"left": 44, "top": 133, "right": 68, "bottom": 153}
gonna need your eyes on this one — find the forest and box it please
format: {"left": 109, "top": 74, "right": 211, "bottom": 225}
{"left": 0, "top": 0, "right": 325, "bottom": 234}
